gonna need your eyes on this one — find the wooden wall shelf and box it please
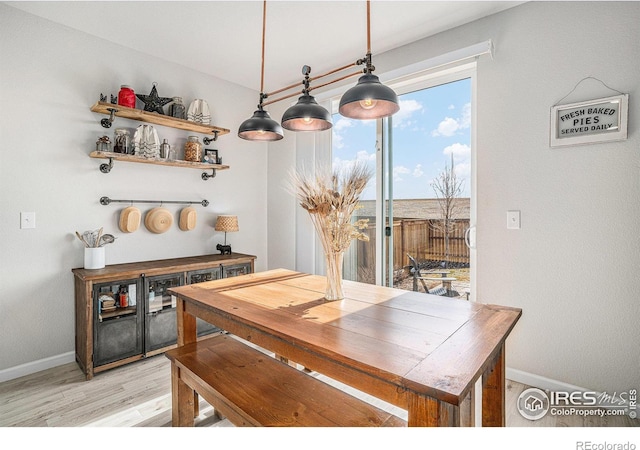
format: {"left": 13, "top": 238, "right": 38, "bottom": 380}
{"left": 90, "top": 151, "right": 229, "bottom": 180}
{"left": 90, "top": 151, "right": 229, "bottom": 170}
{"left": 90, "top": 101, "right": 230, "bottom": 136}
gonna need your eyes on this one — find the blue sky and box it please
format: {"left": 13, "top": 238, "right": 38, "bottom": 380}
{"left": 332, "top": 78, "right": 471, "bottom": 200}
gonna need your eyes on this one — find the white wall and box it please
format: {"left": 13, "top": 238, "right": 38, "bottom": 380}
{"left": 265, "top": 108, "right": 297, "bottom": 271}
{"left": 473, "top": 1, "right": 639, "bottom": 393}
{"left": 0, "top": 4, "right": 268, "bottom": 375}
{"left": 269, "top": 1, "right": 640, "bottom": 393}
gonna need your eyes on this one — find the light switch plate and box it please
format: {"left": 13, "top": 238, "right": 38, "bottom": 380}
{"left": 20, "top": 212, "right": 36, "bottom": 229}
{"left": 507, "top": 210, "right": 520, "bottom": 229}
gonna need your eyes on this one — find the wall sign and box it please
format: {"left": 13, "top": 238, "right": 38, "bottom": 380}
{"left": 550, "top": 94, "right": 628, "bottom": 147}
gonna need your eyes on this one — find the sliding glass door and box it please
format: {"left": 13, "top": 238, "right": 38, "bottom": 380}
{"left": 332, "top": 65, "right": 475, "bottom": 300}
{"left": 388, "top": 76, "right": 472, "bottom": 299}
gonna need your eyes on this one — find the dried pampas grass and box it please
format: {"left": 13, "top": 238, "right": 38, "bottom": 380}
{"left": 289, "top": 161, "right": 373, "bottom": 254}
{"left": 289, "top": 161, "right": 372, "bottom": 300}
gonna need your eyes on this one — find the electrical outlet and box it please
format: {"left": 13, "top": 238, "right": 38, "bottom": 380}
{"left": 20, "top": 212, "right": 36, "bottom": 229}
{"left": 507, "top": 210, "right": 520, "bottom": 229}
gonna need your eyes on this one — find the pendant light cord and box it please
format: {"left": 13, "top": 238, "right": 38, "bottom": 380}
{"left": 251, "top": 0, "right": 383, "bottom": 109}
{"left": 361, "top": 0, "right": 373, "bottom": 73}
{"left": 260, "top": 0, "right": 267, "bottom": 98}
{"left": 263, "top": 0, "right": 368, "bottom": 94}
{"left": 366, "top": 0, "right": 371, "bottom": 54}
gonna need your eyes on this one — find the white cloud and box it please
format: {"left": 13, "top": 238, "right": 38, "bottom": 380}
{"left": 332, "top": 117, "right": 355, "bottom": 149}
{"left": 431, "top": 102, "right": 471, "bottom": 137}
{"left": 393, "top": 99, "right": 423, "bottom": 129}
{"left": 333, "top": 150, "right": 375, "bottom": 174}
{"left": 443, "top": 143, "right": 471, "bottom": 183}
{"left": 332, "top": 132, "right": 345, "bottom": 149}
{"left": 460, "top": 102, "right": 471, "bottom": 129}
{"left": 334, "top": 117, "right": 354, "bottom": 131}
{"left": 393, "top": 165, "right": 411, "bottom": 182}
{"left": 432, "top": 117, "right": 459, "bottom": 137}
{"left": 412, "top": 164, "right": 424, "bottom": 178}
{"left": 455, "top": 161, "right": 471, "bottom": 181}
{"left": 443, "top": 142, "right": 471, "bottom": 161}
{"left": 356, "top": 150, "right": 376, "bottom": 162}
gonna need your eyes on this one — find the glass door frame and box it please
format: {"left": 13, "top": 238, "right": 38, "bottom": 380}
{"left": 327, "top": 62, "right": 477, "bottom": 299}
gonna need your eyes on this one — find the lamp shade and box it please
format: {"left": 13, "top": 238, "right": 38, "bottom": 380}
{"left": 338, "top": 73, "right": 400, "bottom": 120}
{"left": 238, "top": 109, "right": 284, "bottom": 141}
{"left": 215, "top": 215, "right": 239, "bottom": 232}
{"left": 281, "top": 94, "right": 332, "bottom": 132}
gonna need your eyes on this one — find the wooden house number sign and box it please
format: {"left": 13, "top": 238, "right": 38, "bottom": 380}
{"left": 550, "top": 94, "right": 628, "bottom": 147}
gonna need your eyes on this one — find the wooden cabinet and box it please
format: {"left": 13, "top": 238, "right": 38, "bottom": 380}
{"left": 72, "top": 253, "right": 255, "bottom": 380}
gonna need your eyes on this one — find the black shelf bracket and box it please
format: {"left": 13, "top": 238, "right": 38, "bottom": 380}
{"left": 203, "top": 131, "right": 219, "bottom": 145}
{"left": 202, "top": 168, "right": 217, "bottom": 181}
{"left": 100, "top": 158, "right": 114, "bottom": 173}
{"left": 100, "top": 108, "right": 118, "bottom": 128}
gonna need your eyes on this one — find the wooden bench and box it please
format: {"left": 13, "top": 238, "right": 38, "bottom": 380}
{"left": 165, "top": 334, "right": 407, "bottom": 427}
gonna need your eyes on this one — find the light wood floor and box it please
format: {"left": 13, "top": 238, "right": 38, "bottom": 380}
{"left": 1, "top": 352, "right": 637, "bottom": 428}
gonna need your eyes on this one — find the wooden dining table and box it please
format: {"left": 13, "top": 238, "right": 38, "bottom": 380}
{"left": 168, "top": 268, "right": 522, "bottom": 427}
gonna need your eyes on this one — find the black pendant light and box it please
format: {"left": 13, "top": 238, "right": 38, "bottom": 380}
{"left": 281, "top": 66, "right": 332, "bottom": 132}
{"left": 238, "top": 1, "right": 284, "bottom": 141}
{"left": 338, "top": 1, "right": 399, "bottom": 120}
{"left": 238, "top": 108, "right": 283, "bottom": 141}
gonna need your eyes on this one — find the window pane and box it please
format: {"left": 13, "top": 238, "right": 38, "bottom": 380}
{"left": 331, "top": 113, "right": 377, "bottom": 284}
{"left": 391, "top": 78, "right": 471, "bottom": 298}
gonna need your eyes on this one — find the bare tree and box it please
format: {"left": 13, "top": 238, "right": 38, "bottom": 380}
{"left": 430, "top": 154, "right": 464, "bottom": 268}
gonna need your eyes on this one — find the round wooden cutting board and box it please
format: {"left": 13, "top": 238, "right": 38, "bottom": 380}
{"left": 144, "top": 207, "right": 173, "bottom": 234}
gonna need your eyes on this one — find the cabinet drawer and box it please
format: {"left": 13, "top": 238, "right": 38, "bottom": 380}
{"left": 146, "top": 308, "right": 178, "bottom": 352}
{"left": 95, "top": 315, "right": 141, "bottom": 366}
{"left": 188, "top": 267, "right": 222, "bottom": 284}
{"left": 222, "top": 263, "right": 252, "bottom": 278}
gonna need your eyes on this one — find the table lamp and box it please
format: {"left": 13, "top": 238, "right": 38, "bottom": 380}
{"left": 214, "top": 215, "right": 238, "bottom": 254}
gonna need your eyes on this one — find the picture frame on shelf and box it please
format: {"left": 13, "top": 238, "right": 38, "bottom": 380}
{"left": 204, "top": 149, "right": 218, "bottom": 164}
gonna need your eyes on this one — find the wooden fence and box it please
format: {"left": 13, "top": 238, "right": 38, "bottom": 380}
{"left": 355, "top": 217, "right": 470, "bottom": 271}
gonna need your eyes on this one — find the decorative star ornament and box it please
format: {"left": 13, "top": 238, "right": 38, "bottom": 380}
{"left": 136, "top": 83, "right": 172, "bottom": 114}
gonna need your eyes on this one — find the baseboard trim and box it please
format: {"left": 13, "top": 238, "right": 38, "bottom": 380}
{"left": 0, "top": 352, "right": 76, "bottom": 383}
{"left": 507, "top": 367, "right": 589, "bottom": 393}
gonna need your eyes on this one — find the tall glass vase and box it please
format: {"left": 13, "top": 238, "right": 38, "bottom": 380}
{"left": 324, "top": 250, "right": 345, "bottom": 301}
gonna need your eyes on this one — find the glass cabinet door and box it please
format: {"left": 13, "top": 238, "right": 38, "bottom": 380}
{"left": 93, "top": 278, "right": 143, "bottom": 367}
{"left": 144, "top": 272, "right": 184, "bottom": 353}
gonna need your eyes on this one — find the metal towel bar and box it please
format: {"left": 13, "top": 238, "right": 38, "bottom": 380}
{"left": 99, "top": 196, "right": 209, "bottom": 207}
